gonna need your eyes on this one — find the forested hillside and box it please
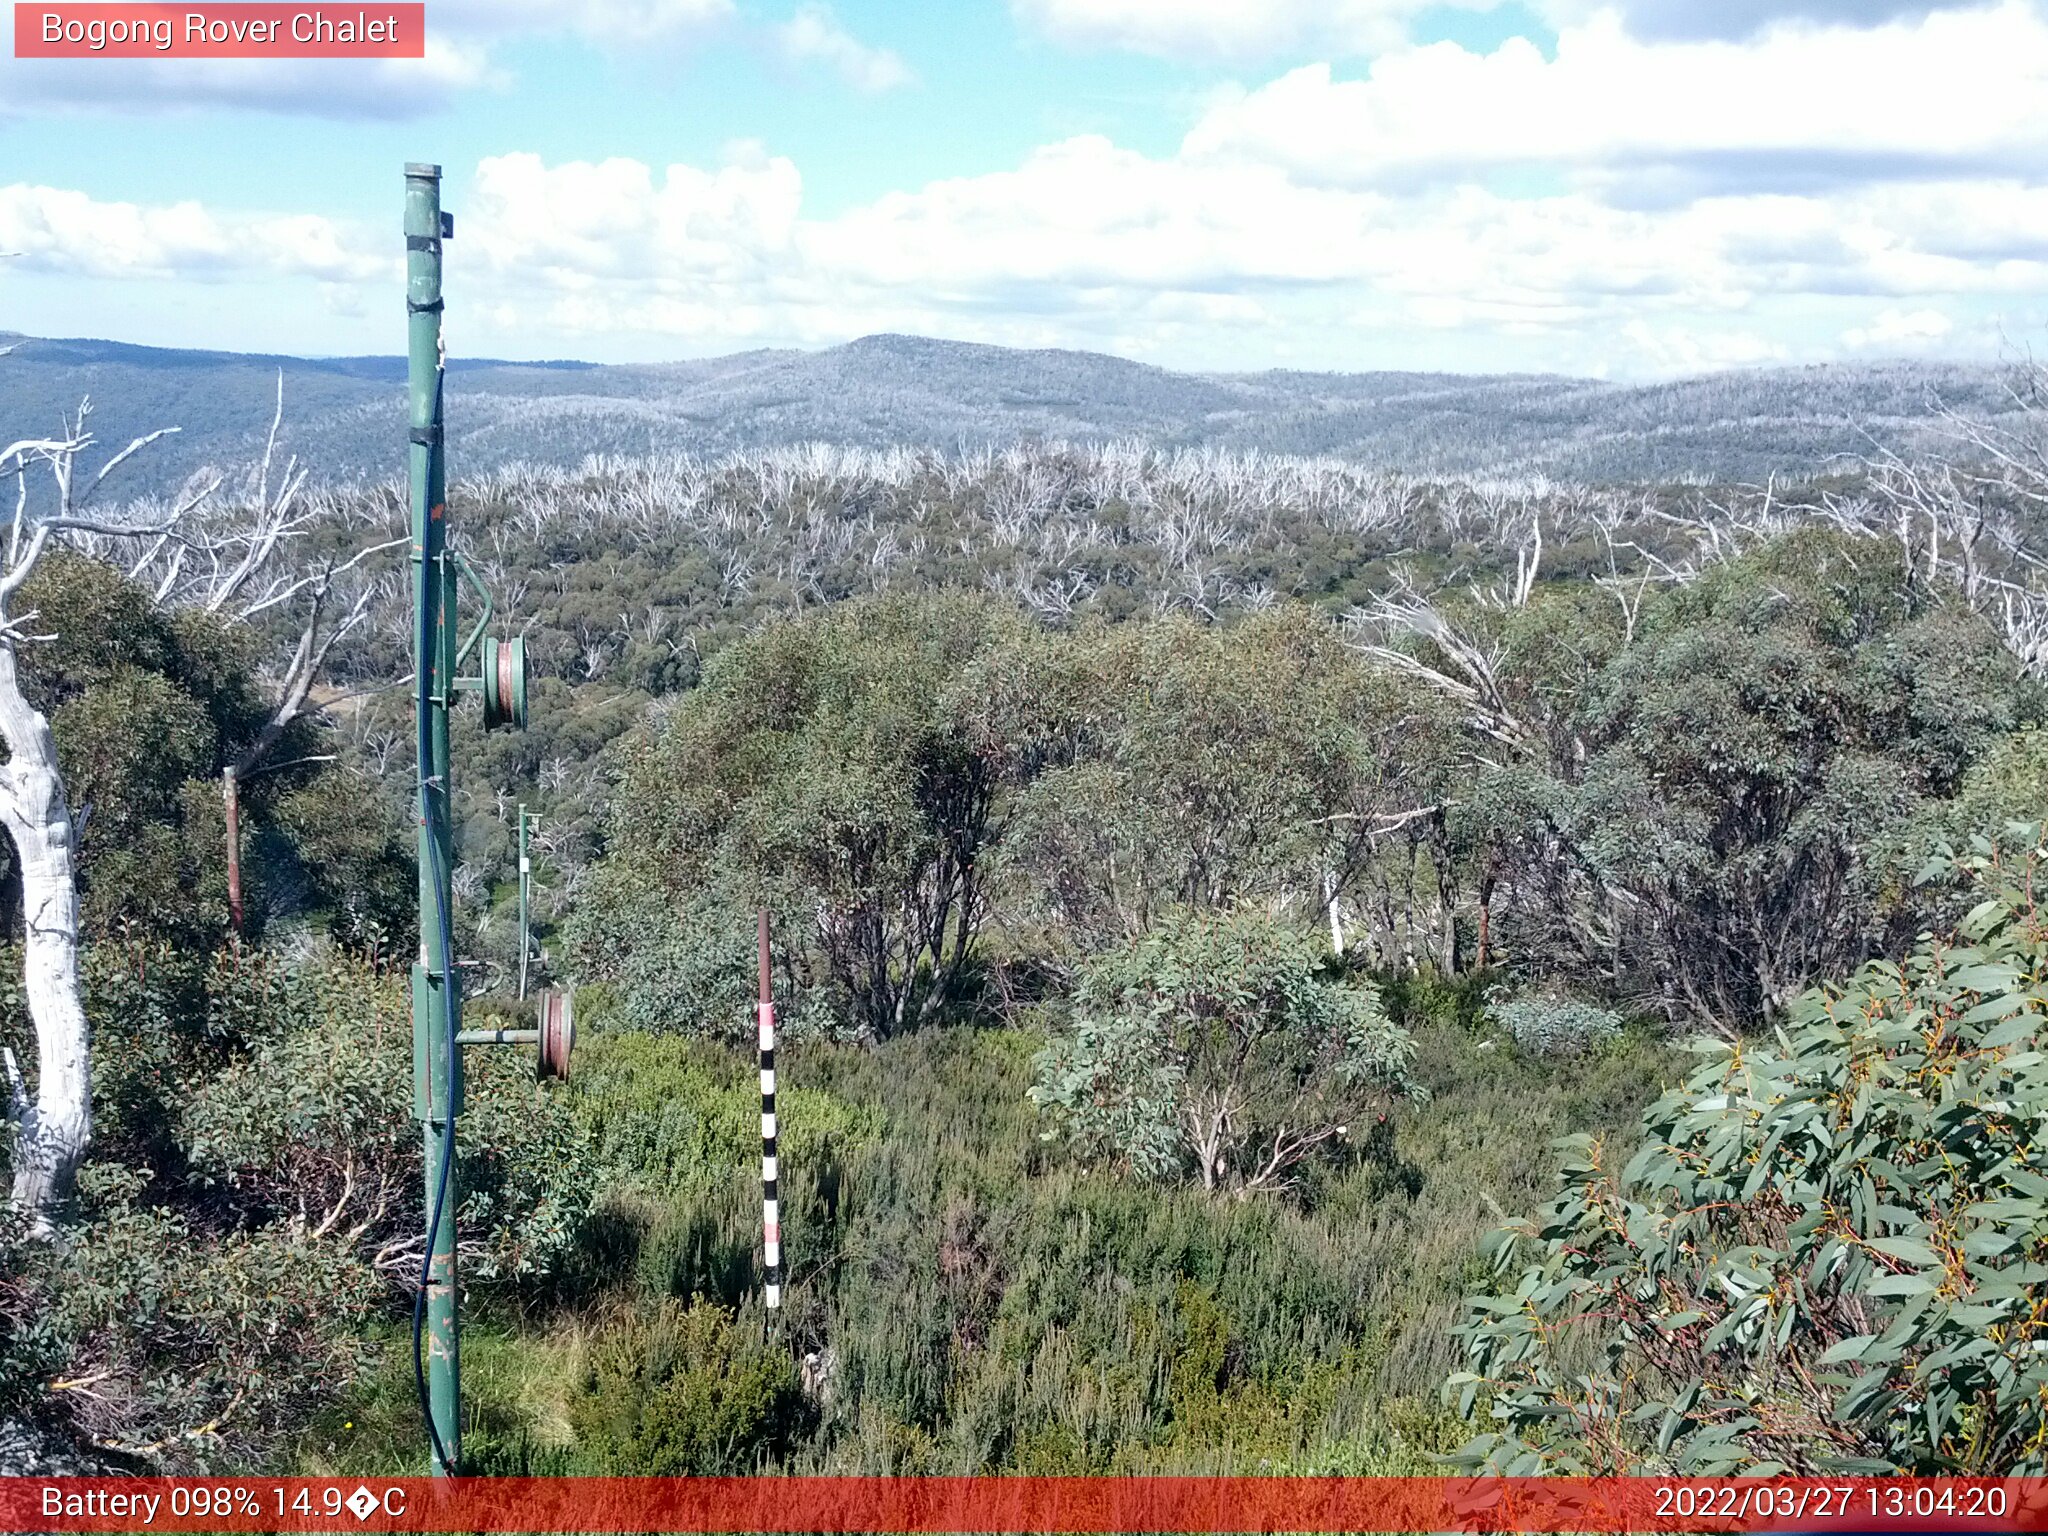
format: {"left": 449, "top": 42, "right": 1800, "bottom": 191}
{"left": 6, "top": 370, "right": 2048, "bottom": 1475}
{"left": 0, "top": 331, "right": 2024, "bottom": 497}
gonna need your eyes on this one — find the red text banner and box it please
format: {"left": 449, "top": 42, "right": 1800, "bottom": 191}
{"left": 14, "top": 4, "right": 425, "bottom": 58}
{"left": 5, "top": 1477, "right": 2048, "bottom": 1533}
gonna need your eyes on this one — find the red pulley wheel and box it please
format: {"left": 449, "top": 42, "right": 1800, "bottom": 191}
{"left": 537, "top": 988, "right": 574, "bottom": 1080}
{"left": 480, "top": 635, "right": 529, "bottom": 731}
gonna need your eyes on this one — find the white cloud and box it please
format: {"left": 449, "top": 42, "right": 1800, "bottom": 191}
{"left": 1843, "top": 307, "right": 1956, "bottom": 350}
{"left": 775, "top": 4, "right": 914, "bottom": 91}
{"left": 12, "top": 5, "right": 2048, "bottom": 376}
{"left": 433, "top": 0, "right": 734, "bottom": 46}
{"left": 823, "top": 137, "right": 1385, "bottom": 291}
{"left": 1540, "top": 0, "right": 2016, "bottom": 43}
{"left": 416, "top": 139, "right": 2045, "bottom": 372}
{"left": 0, "top": 184, "right": 382, "bottom": 283}
{"left": 15, "top": 144, "right": 2040, "bottom": 376}
{"left": 1620, "top": 318, "right": 1790, "bottom": 372}
{"left": 1010, "top": 0, "right": 1468, "bottom": 60}
{"left": 465, "top": 149, "right": 802, "bottom": 283}
{"left": 1182, "top": 4, "right": 2048, "bottom": 192}
{"left": 1009, "top": 0, "right": 2015, "bottom": 58}
{"left": 0, "top": 41, "right": 491, "bottom": 119}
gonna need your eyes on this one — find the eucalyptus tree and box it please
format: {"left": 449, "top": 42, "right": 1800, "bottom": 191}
{"left": 1353, "top": 523, "right": 2041, "bottom": 1029}
{"left": 95, "top": 378, "right": 406, "bottom": 929}
{"left": 971, "top": 608, "right": 1461, "bottom": 964}
{"left": 1031, "top": 905, "right": 1421, "bottom": 1195}
{"left": 0, "top": 375, "right": 398, "bottom": 1223}
{"left": 590, "top": 590, "right": 1032, "bottom": 1041}
{"left": 1454, "top": 827, "right": 2048, "bottom": 1474}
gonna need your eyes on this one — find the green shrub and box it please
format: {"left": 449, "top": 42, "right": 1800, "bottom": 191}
{"left": 2, "top": 940, "right": 596, "bottom": 1469}
{"left": 1378, "top": 968, "right": 1493, "bottom": 1036}
{"left": 0, "top": 1208, "right": 65, "bottom": 1431}
{"left": 179, "top": 952, "right": 595, "bottom": 1289}
{"left": 302, "top": 1009, "right": 1673, "bottom": 1477}
{"left": 567, "top": 1299, "right": 806, "bottom": 1473}
{"left": 1488, "top": 991, "right": 1624, "bottom": 1057}
{"left": 1451, "top": 825, "right": 2048, "bottom": 1474}
{"left": 35, "top": 1163, "right": 377, "bottom": 1472}
{"left": 571, "top": 1031, "right": 884, "bottom": 1200}
{"left": 565, "top": 887, "right": 837, "bottom": 1043}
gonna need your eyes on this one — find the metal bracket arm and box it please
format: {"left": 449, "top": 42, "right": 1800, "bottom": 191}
{"left": 451, "top": 549, "right": 495, "bottom": 668}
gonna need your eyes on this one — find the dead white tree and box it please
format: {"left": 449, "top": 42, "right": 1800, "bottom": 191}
{"left": 0, "top": 402, "right": 206, "bottom": 1228}
{"left": 1773, "top": 367, "right": 2048, "bottom": 679}
{"left": 122, "top": 377, "right": 405, "bottom": 768}
{"left": 1345, "top": 571, "right": 1533, "bottom": 755}
{"left": 2, "top": 370, "right": 401, "bottom": 1215}
{"left": 94, "top": 378, "right": 406, "bottom": 930}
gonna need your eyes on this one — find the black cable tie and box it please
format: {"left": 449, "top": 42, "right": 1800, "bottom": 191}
{"left": 406, "top": 297, "right": 444, "bottom": 314}
{"left": 406, "top": 235, "right": 440, "bottom": 253}
{"left": 409, "top": 426, "right": 443, "bottom": 446}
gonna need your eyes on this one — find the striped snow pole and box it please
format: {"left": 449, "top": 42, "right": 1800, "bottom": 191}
{"left": 758, "top": 909, "right": 782, "bottom": 1312}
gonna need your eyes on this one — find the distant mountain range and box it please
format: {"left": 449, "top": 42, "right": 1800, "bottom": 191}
{"left": 0, "top": 331, "right": 2021, "bottom": 497}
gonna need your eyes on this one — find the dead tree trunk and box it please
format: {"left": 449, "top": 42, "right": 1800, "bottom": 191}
{"left": 0, "top": 381, "right": 379, "bottom": 1227}
{"left": 0, "top": 400, "right": 202, "bottom": 1230}
{"left": 0, "top": 643, "right": 88, "bottom": 1227}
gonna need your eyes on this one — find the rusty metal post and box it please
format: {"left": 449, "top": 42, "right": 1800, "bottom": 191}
{"left": 222, "top": 766, "right": 243, "bottom": 935}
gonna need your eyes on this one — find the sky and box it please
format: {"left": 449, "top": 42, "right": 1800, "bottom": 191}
{"left": 2, "top": 0, "right": 2046, "bottom": 378}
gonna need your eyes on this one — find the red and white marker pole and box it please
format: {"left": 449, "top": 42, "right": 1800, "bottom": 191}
{"left": 758, "top": 909, "right": 781, "bottom": 1312}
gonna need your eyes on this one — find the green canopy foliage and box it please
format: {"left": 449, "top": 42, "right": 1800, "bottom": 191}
{"left": 582, "top": 535, "right": 2038, "bottom": 1049}
{"left": 977, "top": 610, "right": 1460, "bottom": 956}
{"left": 1452, "top": 825, "right": 2048, "bottom": 1474}
{"left": 579, "top": 591, "right": 1031, "bottom": 1041}
{"left": 5, "top": 551, "right": 409, "bottom": 949}
{"left": 1031, "top": 907, "right": 1421, "bottom": 1194}
{"left": 579, "top": 597, "right": 1457, "bottom": 1042}
{"left": 1467, "top": 532, "right": 2042, "bottom": 1026}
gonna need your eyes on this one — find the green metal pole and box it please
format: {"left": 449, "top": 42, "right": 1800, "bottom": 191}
{"left": 405, "top": 161, "right": 461, "bottom": 1478}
